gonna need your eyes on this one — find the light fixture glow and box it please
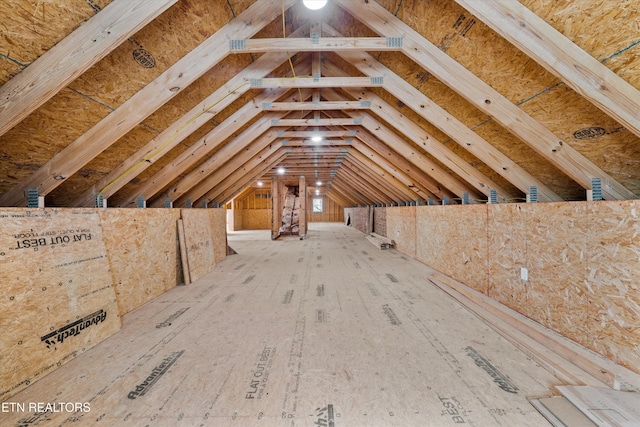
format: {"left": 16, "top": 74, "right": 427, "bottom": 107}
{"left": 315, "top": 190, "right": 320, "bottom": 195}
{"left": 277, "top": 167, "right": 286, "bottom": 175}
{"left": 303, "top": 0, "right": 327, "bottom": 10}
{"left": 311, "top": 135, "right": 322, "bottom": 142}
{"left": 316, "top": 181, "right": 322, "bottom": 186}
{"left": 257, "top": 181, "right": 263, "bottom": 187}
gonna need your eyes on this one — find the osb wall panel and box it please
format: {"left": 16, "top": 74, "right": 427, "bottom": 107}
{"left": 0, "top": 208, "right": 120, "bottom": 402}
{"left": 416, "top": 205, "right": 446, "bottom": 277}
{"left": 410, "top": 201, "right": 639, "bottom": 373}
{"left": 240, "top": 209, "right": 271, "bottom": 230}
{"left": 207, "top": 208, "right": 227, "bottom": 267}
{"left": 386, "top": 206, "right": 416, "bottom": 258}
{"left": 99, "top": 208, "right": 182, "bottom": 316}
{"left": 180, "top": 209, "right": 215, "bottom": 283}
{"left": 344, "top": 207, "right": 369, "bottom": 234}
{"left": 487, "top": 204, "right": 527, "bottom": 311}
{"left": 373, "top": 207, "right": 387, "bottom": 237}
{"left": 521, "top": 202, "right": 589, "bottom": 345}
{"left": 415, "top": 205, "right": 488, "bottom": 293}
{"left": 586, "top": 201, "right": 640, "bottom": 371}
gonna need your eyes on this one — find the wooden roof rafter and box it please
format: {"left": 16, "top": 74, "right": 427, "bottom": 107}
{"left": 0, "top": 0, "right": 179, "bottom": 138}
{"left": 0, "top": 0, "right": 298, "bottom": 207}
{"left": 333, "top": 0, "right": 636, "bottom": 200}
{"left": 185, "top": 141, "right": 290, "bottom": 207}
{"left": 341, "top": 155, "right": 414, "bottom": 202}
{"left": 455, "top": 0, "right": 640, "bottom": 140}
{"left": 74, "top": 23, "right": 313, "bottom": 207}
{"left": 321, "top": 26, "right": 562, "bottom": 202}
{"left": 345, "top": 149, "right": 425, "bottom": 201}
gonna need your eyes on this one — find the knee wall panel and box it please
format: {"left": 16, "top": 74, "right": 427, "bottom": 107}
{"left": 0, "top": 208, "right": 121, "bottom": 401}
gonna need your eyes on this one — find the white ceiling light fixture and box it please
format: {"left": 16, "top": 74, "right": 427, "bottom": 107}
{"left": 257, "top": 181, "right": 263, "bottom": 187}
{"left": 303, "top": 0, "right": 327, "bottom": 10}
{"left": 316, "top": 181, "right": 322, "bottom": 186}
{"left": 311, "top": 135, "right": 322, "bottom": 142}
{"left": 277, "top": 167, "right": 286, "bottom": 175}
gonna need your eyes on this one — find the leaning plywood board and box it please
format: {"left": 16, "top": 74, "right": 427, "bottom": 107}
{"left": 100, "top": 208, "right": 182, "bottom": 315}
{"left": 207, "top": 208, "right": 227, "bottom": 266}
{"left": 586, "top": 201, "right": 640, "bottom": 375}
{"left": 180, "top": 209, "right": 215, "bottom": 283}
{"left": 530, "top": 396, "right": 598, "bottom": 427}
{"left": 557, "top": 386, "right": 640, "bottom": 427}
{"left": 0, "top": 208, "right": 120, "bottom": 402}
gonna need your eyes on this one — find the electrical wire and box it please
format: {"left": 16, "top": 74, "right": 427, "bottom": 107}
{"left": 99, "top": 81, "right": 251, "bottom": 197}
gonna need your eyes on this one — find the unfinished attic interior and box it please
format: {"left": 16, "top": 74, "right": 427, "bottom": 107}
{"left": 2, "top": 0, "right": 640, "bottom": 425}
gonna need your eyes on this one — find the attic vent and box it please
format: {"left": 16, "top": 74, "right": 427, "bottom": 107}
{"left": 229, "top": 39, "right": 246, "bottom": 50}
{"left": 370, "top": 76, "right": 384, "bottom": 85}
{"left": 386, "top": 37, "right": 403, "bottom": 48}
{"left": 591, "top": 178, "right": 603, "bottom": 201}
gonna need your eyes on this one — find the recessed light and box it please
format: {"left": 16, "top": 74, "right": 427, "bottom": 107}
{"left": 303, "top": 0, "right": 327, "bottom": 10}
{"left": 311, "top": 135, "right": 322, "bottom": 142}
{"left": 277, "top": 167, "right": 286, "bottom": 175}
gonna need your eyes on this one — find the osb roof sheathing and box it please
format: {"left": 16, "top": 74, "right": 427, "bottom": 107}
{"left": 0, "top": 0, "right": 639, "bottom": 207}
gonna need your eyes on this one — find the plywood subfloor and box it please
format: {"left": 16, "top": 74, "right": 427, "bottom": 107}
{"left": 1, "top": 223, "right": 562, "bottom": 426}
